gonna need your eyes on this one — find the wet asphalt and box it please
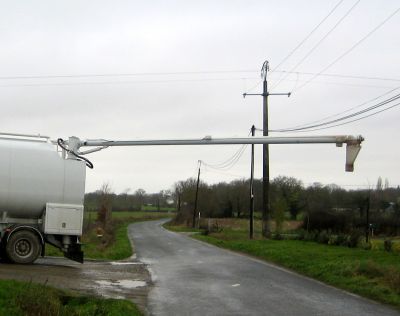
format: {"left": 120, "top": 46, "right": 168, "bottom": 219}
{"left": 129, "top": 219, "right": 400, "bottom": 316}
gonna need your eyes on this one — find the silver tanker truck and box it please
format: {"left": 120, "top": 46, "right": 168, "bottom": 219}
{"left": 0, "top": 132, "right": 363, "bottom": 264}
{"left": 0, "top": 133, "right": 86, "bottom": 264}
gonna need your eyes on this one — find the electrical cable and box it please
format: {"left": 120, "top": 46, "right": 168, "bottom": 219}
{"left": 57, "top": 138, "right": 94, "bottom": 169}
{"left": 271, "top": 0, "right": 345, "bottom": 73}
{"left": 271, "top": 93, "right": 400, "bottom": 132}
{"left": 1, "top": 68, "right": 397, "bottom": 83}
{"left": 200, "top": 130, "right": 251, "bottom": 171}
{"left": 281, "top": 100, "right": 400, "bottom": 132}
{"left": 201, "top": 147, "right": 245, "bottom": 168}
{"left": 202, "top": 167, "right": 247, "bottom": 179}
{"left": 0, "top": 76, "right": 260, "bottom": 88}
{"left": 1, "top": 75, "right": 396, "bottom": 89}
{"left": 202, "top": 145, "right": 248, "bottom": 170}
{"left": 293, "top": 6, "right": 400, "bottom": 93}
{"left": 272, "top": 0, "right": 361, "bottom": 90}
{"left": 273, "top": 70, "right": 400, "bottom": 83}
{"left": 277, "top": 86, "right": 400, "bottom": 130}
{"left": 243, "top": 79, "right": 263, "bottom": 95}
{"left": 0, "top": 70, "right": 258, "bottom": 81}
{"left": 270, "top": 76, "right": 398, "bottom": 89}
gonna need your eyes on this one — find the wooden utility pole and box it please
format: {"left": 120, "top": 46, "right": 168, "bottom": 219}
{"left": 249, "top": 125, "right": 255, "bottom": 239}
{"left": 192, "top": 161, "right": 201, "bottom": 228}
{"left": 365, "top": 194, "right": 371, "bottom": 243}
{"left": 243, "top": 60, "right": 290, "bottom": 237}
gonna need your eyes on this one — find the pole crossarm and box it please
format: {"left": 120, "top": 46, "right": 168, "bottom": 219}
{"left": 243, "top": 92, "right": 291, "bottom": 97}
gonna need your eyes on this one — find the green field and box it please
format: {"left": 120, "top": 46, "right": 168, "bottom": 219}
{"left": 141, "top": 205, "right": 175, "bottom": 212}
{"left": 166, "top": 220, "right": 400, "bottom": 308}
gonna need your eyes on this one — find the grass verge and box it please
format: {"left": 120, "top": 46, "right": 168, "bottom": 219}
{"left": 0, "top": 279, "right": 142, "bottom": 316}
{"left": 164, "top": 224, "right": 203, "bottom": 233}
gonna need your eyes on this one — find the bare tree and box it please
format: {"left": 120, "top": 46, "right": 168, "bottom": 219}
{"left": 97, "top": 182, "right": 113, "bottom": 229}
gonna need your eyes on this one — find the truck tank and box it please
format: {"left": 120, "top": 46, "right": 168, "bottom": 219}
{"left": 0, "top": 137, "right": 86, "bottom": 219}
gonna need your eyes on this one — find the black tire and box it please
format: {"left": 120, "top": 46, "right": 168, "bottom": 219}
{"left": 5, "top": 230, "right": 42, "bottom": 264}
{"left": 0, "top": 245, "right": 9, "bottom": 262}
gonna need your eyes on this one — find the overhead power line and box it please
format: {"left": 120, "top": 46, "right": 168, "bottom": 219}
{"left": 0, "top": 77, "right": 262, "bottom": 88}
{"left": 285, "top": 100, "right": 400, "bottom": 132}
{"left": 270, "top": 92, "right": 400, "bottom": 132}
{"left": 200, "top": 130, "right": 252, "bottom": 171}
{"left": 201, "top": 145, "right": 248, "bottom": 171}
{"left": 293, "top": 6, "right": 400, "bottom": 93}
{"left": 1, "top": 68, "right": 398, "bottom": 88}
{"left": 271, "top": 77, "right": 397, "bottom": 90}
{"left": 0, "top": 69, "right": 258, "bottom": 81}
{"left": 272, "top": 0, "right": 361, "bottom": 90}
{"left": 273, "top": 70, "right": 400, "bottom": 83}
{"left": 1, "top": 74, "right": 398, "bottom": 89}
{"left": 280, "top": 86, "right": 400, "bottom": 129}
{"left": 272, "top": 0, "right": 345, "bottom": 72}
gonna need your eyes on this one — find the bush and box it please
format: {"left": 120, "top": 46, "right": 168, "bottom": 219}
{"left": 304, "top": 210, "right": 353, "bottom": 233}
{"left": 356, "top": 260, "right": 384, "bottom": 278}
{"left": 359, "top": 240, "right": 372, "bottom": 250}
{"left": 304, "top": 230, "right": 318, "bottom": 242}
{"left": 384, "top": 239, "right": 393, "bottom": 252}
{"left": 317, "top": 230, "right": 330, "bottom": 244}
{"left": 297, "top": 229, "right": 306, "bottom": 240}
{"left": 200, "top": 219, "right": 222, "bottom": 236}
{"left": 272, "top": 233, "right": 283, "bottom": 240}
{"left": 328, "top": 235, "right": 338, "bottom": 245}
{"left": 336, "top": 234, "right": 348, "bottom": 246}
{"left": 348, "top": 230, "right": 363, "bottom": 248}
{"left": 385, "top": 267, "right": 400, "bottom": 293}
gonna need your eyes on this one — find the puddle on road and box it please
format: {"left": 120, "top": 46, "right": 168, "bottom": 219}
{"left": 96, "top": 279, "right": 147, "bottom": 289}
{"left": 109, "top": 261, "right": 142, "bottom": 266}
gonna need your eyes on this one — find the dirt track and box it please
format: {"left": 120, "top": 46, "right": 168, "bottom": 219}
{"left": 0, "top": 256, "right": 151, "bottom": 313}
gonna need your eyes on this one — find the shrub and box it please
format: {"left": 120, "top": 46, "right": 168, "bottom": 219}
{"left": 385, "top": 267, "right": 400, "bottom": 293}
{"left": 304, "top": 209, "right": 353, "bottom": 233}
{"left": 297, "top": 229, "right": 306, "bottom": 240}
{"left": 317, "top": 230, "right": 330, "bottom": 244}
{"left": 304, "top": 230, "right": 318, "bottom": 242}
{"left": 356, "top": 260, "right": 384, "bottom": 278}
{"left": 200, "top": 219, "right": 222, "bottom": 236}
{"left": 328, "top": 235, "right": 338, "bottom": 245}
{"left": 359, "top": 240, "right": 372, "bottom": 250}
{"left": 384, "top": 239, "right": 393, "bottom": 252}
{"left": 348, "top": 230, "right": 363, "bottom": 248}
{"left": 336, "top": 234, "right": 348, "bottom": 246}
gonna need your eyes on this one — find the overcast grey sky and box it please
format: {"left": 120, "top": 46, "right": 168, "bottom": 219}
{"left": 1, "top": 0, "right": 399, "bottom": 193}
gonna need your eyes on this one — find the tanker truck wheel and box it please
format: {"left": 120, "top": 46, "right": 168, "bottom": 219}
{"left": 5, "top": 230, "right": 42, "bottom": 264}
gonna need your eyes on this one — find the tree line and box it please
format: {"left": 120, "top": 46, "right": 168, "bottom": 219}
{"left": 85, "top": 176, "right": 400, "bottom": 235}
{"left": 172, "top": 176, "right": 400, "bottom": 235}
{"left": 85, "top": 186, "right": 173, "bottom": 212}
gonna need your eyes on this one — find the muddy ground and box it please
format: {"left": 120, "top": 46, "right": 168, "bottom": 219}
{"left": 0, "top": 256, "right": 151, "bottom": 313}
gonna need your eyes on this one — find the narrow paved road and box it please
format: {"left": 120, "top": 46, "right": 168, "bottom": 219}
{"left": 129, "top": 219, "right": 400, "bottom": 316}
